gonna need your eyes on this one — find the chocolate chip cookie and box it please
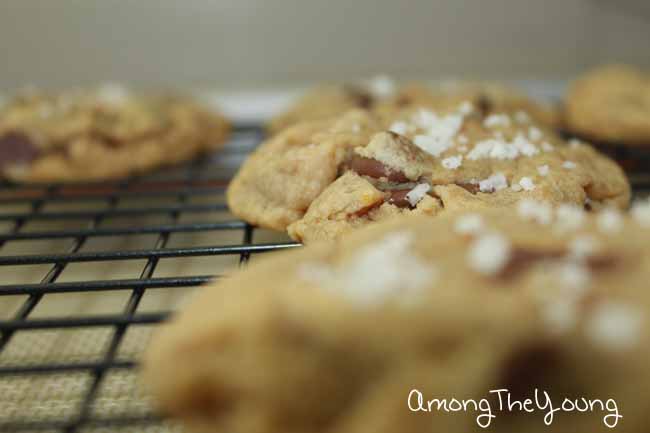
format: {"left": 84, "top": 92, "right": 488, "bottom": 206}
{"left": 415, "top": 80, "right": 560, "bottom": 129}
{"left": 269, "top": 78, "right": 559, "bottom": 135}
{"left": 144, "top": 204, "right": 650, "bottom": 433}
{"left": 229, "top": 102, "right": 629, "bottom": 243}
{"left": 565, "top": 65, "right": 650, "bottom": 147}
{"left": 0, "top": 84, "right": 230, "bottom": 182}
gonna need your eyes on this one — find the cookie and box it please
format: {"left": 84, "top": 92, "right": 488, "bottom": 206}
{"left": 398, "top": 80, "right": 560, "bottom": 129}
{"left": 267, "top": 84, "right": 377, "bottom": 135}
{"left": 228, "top": 102, "right": 629, "bottom": 243}
{"left": 144, "top": 204, "right": 650, "bottom": 433}
{"left": 0, "top": 84, "right": 230, "bottom": 182}
{"left": 565, "top": 65, "right": 650, "bottom": 147}
{"left": 268, "top": 78, "right": 559, "bottom": 135}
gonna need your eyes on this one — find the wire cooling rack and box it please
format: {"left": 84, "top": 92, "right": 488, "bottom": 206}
{"left": 0, "top": 123, "right": 299, "bottom": 433}
{"left": 0, "top": 121, "right": 649, "bottom": 433}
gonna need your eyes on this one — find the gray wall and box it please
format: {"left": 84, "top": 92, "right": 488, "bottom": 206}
{"left": 1, "top": 0, "right": 649, "bottom": 91}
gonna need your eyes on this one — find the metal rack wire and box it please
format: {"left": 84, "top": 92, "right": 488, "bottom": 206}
{"left": 0, "top": 123, "right": 299, "bottom": 433}
{"left": 0, "top": 122, "right": 648, "bottom": 433}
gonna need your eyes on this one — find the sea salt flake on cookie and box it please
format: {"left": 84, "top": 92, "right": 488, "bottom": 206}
{"left": 563, "top": 161, "right": 577, "bottom": 170}
{"left": 541, "top": 142, "right": 554, "bottom": 152}
{"left": 586, "top": 302, "right": 644, "bottom": 351}
{"left": 458, "top": 101, "right": 473, "bottom": 115}
{"left": 537, "top": 165, "right": 550, "bottom": 176}
{"left": 298, "top": 231, "right": 435, "bottom": 307}
{"left": 517, "top": 199, "right": 552, "bottom": 225}
{"left": 597, "top": 208, "right": 624, "bottom": 234}
{"left": 518, "top": 177, "right": 536, "bottom": 191}
{"left": 454, "top": 213, "right": 485, "bottom": 235}
{"left": 457, "top": 134, "right": 469, "bottom": 145}
{"left": 555, "top": 204, "right": 585, "bottom": 232}
{"left": 558, "top": 261, "right": 591, "bottom": 293}
{"left": 467, "top": 232, "right": 512, "bottom": 275}
{"left": 467, "top": 135, "right": 537, "bottom": 160}
{"left": 367, "top": 75, "right": 396, "bottom": 98}
{"left": 514, "top": 110, "right": 530, "bottom": 124}
{"left": 478, "top": 173, "right": 508, "bottom": 192}
{"left": 441, "top": 155, "right": 463, "bottom": 170}
{"left": 543, "top": 299, "right": 578, "bottom": 335}
{"left": 97, "top": 82, "right": 130, "bottom": 106}
{"left": 389, "top": 121, "right": 409, "bottom": 135}
{"left": 413, "top": 111, "right": 464, "bottom": 154}
{"left": 512, "top": 134, "right": 540, "bottom": 157}
{"left": 406, "top": 183, "right": 431, "bottom": 207}
{"left": 631, "top": 199, "right": 650, "bottom": 228}
{"left": 483, "top": 113, "right": 511, "bottom": 128}
{"left": 528, "top": 126, "right": 543, "bottom": 141}
{"left": 467, "top": 139, "right": 517, "bottom": 160}
{"left": 568, "top": 235, "right": 601, "bottom": 260}
{"left": 413, "top": 135, "right": 450, "bottom": 157}
{"left": 569, "top": 139, "right": 584, "bottom": 148}
{"left": 341, "top": 232, "right": 435, "bottom": 306}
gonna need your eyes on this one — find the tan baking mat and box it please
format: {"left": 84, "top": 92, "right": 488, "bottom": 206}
{"left": 0, "top": 195, "right": 291, "bottom": 432}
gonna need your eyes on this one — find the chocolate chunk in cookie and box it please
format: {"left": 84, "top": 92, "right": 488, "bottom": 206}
{"left": 0, "top": 132, "right": 40, "bottom": 169}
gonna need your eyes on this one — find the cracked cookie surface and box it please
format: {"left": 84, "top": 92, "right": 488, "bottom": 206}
{"left": 565, "top": 65, "right": 650, "bottom": 147}
{"left": 144, "top": 206, "right": 650, "bottom": 433}
{"left": 229, "top": 102, "right": 629, "bottom": 243}
{"left": 0, "top": 85, "right": 230, "bottom": 182}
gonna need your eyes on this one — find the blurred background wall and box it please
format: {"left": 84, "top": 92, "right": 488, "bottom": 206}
{"left": 1, "top": 0, "right": 649, "bottom": 91}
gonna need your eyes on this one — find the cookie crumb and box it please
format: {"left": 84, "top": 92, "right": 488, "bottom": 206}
{"left": 586, "top": 302, "right": 643, "bottom": 351}
{"left": 467, "top": 232, "right": 511, "bottom": 275}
